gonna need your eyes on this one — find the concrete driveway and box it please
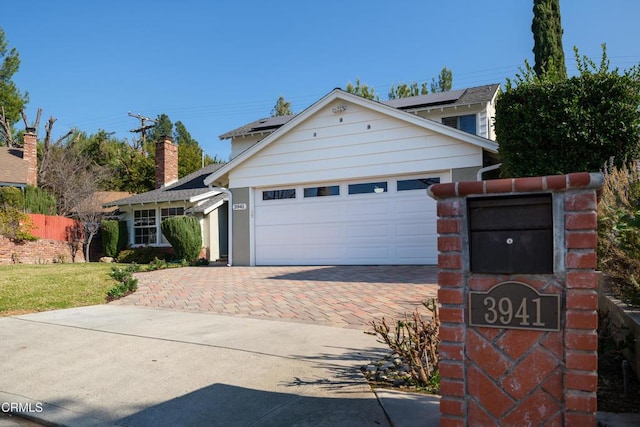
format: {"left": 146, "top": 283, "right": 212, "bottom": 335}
{"left": 112, "top": 265, "right": 439, "bottom": 330}
{"left": 0, "top": 265, "right": 441, "bottom": 426}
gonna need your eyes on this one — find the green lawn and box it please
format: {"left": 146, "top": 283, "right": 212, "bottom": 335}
{"left": 0, "top": 263, "right": 119, "bottom": 316}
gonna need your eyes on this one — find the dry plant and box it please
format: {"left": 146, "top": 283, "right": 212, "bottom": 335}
{"left": 368, "top": 298, "right": 440, "bottom": 386}
{"left": 598, "top": 160, "right": 640, "bottom": 306}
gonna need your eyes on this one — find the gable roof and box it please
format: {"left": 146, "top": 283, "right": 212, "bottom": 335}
{"left": 218, "top": 84, "right": 500, "bottom": 141}
{"left": 104, "top": 162, "right": 226, "bottom": 207}
{"left": 0, "top": 147, "right": 28, "bottom": 186}
{"left": 205, "top": 88, "right": 499, "bottom": 187}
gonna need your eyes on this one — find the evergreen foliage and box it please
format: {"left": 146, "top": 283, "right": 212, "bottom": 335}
{"left": 345, "top": 78, "right": 379, "bottom": 100}
{"left": 387, "top": 67, "right": 453, "bottom": 99}
{"left": 495, "top": 47, "right": 640, "bottom": 177}
{"left": 0, "top": 27, "right": 29, "bottom": 146}
{"left": 101, "top": 220, "right": 119, "bottom": 257}
{"left": 430, "top": 67, "right": 453, "bottom": 93}
{"left": 24, "top": 186, "right": 56, "bottom": 215}
{"left": 271, "top": 96, "right": 293, "bottom": 117}
{"left": 160, "top": 216, "right": 202, "bottom": 264}
{"left": 532, "top": 0, "right": 567, "bottom": 79}
{"left": 0, "top": 186, "right": 23, "bottom": 210}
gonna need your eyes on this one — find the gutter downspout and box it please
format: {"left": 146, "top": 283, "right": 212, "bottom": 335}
{"left": 476, "top": 163, "right": 502, "bottom": 181}
{"left": 213, "top": 187, "right": 233, "bottom": 266}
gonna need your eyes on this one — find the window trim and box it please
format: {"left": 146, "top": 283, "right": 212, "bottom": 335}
{"left": 348, "top": 181, "right": 388, "bottom": 195}
{"left": 303, "top": 185, "right": 340, "bottom": 198}
{"left": 262, "top": 189, "right": 296, "bottom": 201}
{"left": 397, "top": 177, "right": 441, "bottom": 192}
{"left": 133, "top": 208, "right": 157, "bottom": 245}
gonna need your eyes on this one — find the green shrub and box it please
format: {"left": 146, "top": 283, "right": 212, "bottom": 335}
{"left": 496, "top": 47, "right": 640, "bottom": 177}
{"left": 24, "top": 186, "right": 56, "bottom": 215}
{"left": 598, "top": 162, "right": 640, "bottom": 306}
{"left": 107, "top": 264, "right": 140, "bottom": 300}
{"left": 116, "top": 247, "right": 174, "bottom": 264}
{"left": 160, "top": 216, "right": 202, "bottom": 264}
{"left": 101, "top": 220, "right": 119, "bottom": 257}
{"left": 0, "top": 208, "right": 39, "bottom": 242}
{"left": 0, "top": 187, "right": 24, "bottom": 210}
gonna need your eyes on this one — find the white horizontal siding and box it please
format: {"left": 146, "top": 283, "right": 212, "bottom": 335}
{"left": 229, "top": 100, "right": 483, "bottom": 188}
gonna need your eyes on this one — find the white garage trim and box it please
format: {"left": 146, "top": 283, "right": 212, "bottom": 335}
{"left": 253, "top": 173, "right": 445, "bottom": 266}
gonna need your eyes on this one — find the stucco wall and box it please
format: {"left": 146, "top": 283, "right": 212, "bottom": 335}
{"left": 230, "top": 187, "right": 251, "bottom": 265}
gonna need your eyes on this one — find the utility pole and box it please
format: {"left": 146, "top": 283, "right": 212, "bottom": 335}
{"left": 128, "top": 112, "right": 156, "bottom": 155}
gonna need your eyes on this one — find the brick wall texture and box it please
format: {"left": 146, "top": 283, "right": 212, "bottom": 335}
{"left": 0, "top": 235, "right": 85, "bottom": 264}
{"left": 429, "top": 172, "right": 603, "bottom": 427}
{"left": 1, "top": 214, "right": 86, "bottom": 264}
{"left": 155, "top": 137, "right": 178, "bottom": 189}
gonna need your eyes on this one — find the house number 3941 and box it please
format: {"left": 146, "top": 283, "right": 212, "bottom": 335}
{"left": 469, "top": 282, "right": 560, "bottom": 331}
{"left": 482, "top": 296, "right": 545, "bottom": 327}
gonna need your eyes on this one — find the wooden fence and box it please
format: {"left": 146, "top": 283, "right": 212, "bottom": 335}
{"left": 28, "top": 214, "right": 82, "bottom": 241}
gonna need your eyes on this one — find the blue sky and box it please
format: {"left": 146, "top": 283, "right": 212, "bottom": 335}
{"left": 3, "top": 1, "right": 640, "bottom": 161}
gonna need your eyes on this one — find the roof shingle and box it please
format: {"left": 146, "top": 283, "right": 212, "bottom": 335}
{"left": 104, "top": 162, "right": 226, "bottom": 207}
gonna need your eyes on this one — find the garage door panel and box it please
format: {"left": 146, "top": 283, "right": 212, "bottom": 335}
{"left": 258, "top": 244, "right": 347, "bottom": 265}
{"left": 346, "top": 246, "right": 390, "bottom": 261}
{"left": 345, "top": 201, "right": 390, "bottom": 218}
{"left": 397, "top": 222, "right": 432, "bottom": 237}
{"left": 397, "top": 244, "right": 437, "bottom": 262}
{"left": 255, "top": 176, "right": 438, "bottom": 265}
{"left": 257, "top": 204, "right": 343, "bottom": 225}
{"left": 257, "top": 224, "right": 346, "bottom": 241}
{"left": 395, "top": 198, "right": 436, "bottom": 215}
{"left": 346, "top": 223, "right": 391, "bottom": 239}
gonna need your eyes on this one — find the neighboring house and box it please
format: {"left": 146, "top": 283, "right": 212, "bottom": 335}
{"left": 104, "top": 138, "right": 228, "bottom": 262}
{"left": 107, "top": 84, "right": 500, "bottom": 266}
{"left": 0, "top": 129, "right": 38, "bottom": 188}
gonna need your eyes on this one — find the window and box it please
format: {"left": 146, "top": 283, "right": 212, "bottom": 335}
{"left": 160, "top": 207, "right": 184, "bottom": 243}
{"left": 304, "top": 186, "right": 339, "bottom": 197}
{"left": 134, "top": 209, "right": 156, "bottom": 245}
{"left": 348, "top": 182, "right": 387, "bottom": 195}
{"left": 262, "top": 189, "right": 296, "bottom": 200}
{"left": 442, "top": 114, "right": 477, "bottom": 135}
{"left": 397, "top": 177, "right": 441, "bottom": 191}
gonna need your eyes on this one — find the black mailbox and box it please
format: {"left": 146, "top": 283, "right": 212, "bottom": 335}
{"left": 468, "top": 194, "right": 553, "bottom": 274}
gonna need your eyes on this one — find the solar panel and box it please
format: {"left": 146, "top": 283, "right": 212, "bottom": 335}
{"left": 383, "top": 88, "right": 466, "bottom": 109}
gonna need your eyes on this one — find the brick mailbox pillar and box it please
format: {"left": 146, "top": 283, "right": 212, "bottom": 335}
{"left": 428, "top": 172, "right": 603, "bottom": 427}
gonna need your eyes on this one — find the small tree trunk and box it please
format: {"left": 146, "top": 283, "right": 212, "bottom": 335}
{"left": 84, "top": 230, "right": 96, "bottom": 262}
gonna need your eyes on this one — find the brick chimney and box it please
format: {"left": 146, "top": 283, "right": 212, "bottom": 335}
{"left": 23, "top": 127, "right": 38, "bottom": 187}
{"left": 155, "top": 136, "right": 178, "bottom": 189}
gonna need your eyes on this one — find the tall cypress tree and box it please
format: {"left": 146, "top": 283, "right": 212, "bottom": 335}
{"left": 532, "top": 0, "right": 567, "bottom": 79}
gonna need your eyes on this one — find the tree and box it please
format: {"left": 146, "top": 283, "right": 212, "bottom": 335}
{"left": 387, "top": 67, "right": 453, "bottom": 99}
{"left": 0, "top": 27, "right": 29, "bottom": 147}
{"left": 532, "top": 0, "right": 567, "bottom": 79}
{"left": 388, "top": 82, "right": 428, "bottom": 99}
{"left": 175, "top": 120, "right": 219, "bottom": 176}
{"left": 345, "top": 78, "right": 379, "bottom": 100}
{"left": 38, "top": 139, "right": 111, "bottom": 216}
{"left": 430, "top": 67, "right": 453, "bottom": 93}
{"left": 74, "top": 192, "right": 106, "bottom": 263}
{"left": 271, "top": 96, "right": 293, "bottom": 117}
{"left": 495, "top": 46, "right": 640, "bottom": 177}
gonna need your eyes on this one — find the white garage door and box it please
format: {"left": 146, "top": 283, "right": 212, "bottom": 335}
{"left": 254, "top": 175, "right": 441, "bottom": 265}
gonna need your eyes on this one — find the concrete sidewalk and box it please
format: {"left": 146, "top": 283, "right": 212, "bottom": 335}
{"left": 0, "top": 305, "right": 440, "bottom": 426}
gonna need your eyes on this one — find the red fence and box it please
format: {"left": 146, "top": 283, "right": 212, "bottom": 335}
{"left": 28, "top": 214, "right": 82, "bottom": 241}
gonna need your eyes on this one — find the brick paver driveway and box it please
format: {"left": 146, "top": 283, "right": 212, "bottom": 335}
{"left": 111, "top": 265, "right": 439, "bottom": 330}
